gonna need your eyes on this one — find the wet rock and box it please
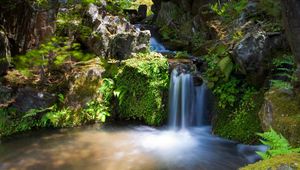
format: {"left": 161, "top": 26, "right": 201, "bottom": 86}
{"left": 84, "top": 4, "right": 150, "bottom": 59}
{"left": 64, "top": 58, "right": 104, "bottom": 110}
{"left": 259, "top": 89, "right": 300, "bottom": 147}
{"left": 12, "top": 87, "right": 56, "bottom": 113}
{"left": 233, "top": 29, "right": 285, "bottom": 86}
{"left": 0, "top": 29, "right": 11, "bottom": 76}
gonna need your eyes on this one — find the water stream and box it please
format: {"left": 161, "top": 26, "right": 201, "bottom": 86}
{"left": 0, "top": 37, "right": 267, "bottom": 170}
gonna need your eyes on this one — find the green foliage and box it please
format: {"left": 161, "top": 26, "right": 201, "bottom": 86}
{"left": 104, "top": 53, "right": 169, "bottom": 125}
{"left": 159, "top": 25, "right": 177, "bottom": 40}
{"left": 106, "top": 0, "right": 134, "bottom": 15}
{"left": 213, "top": 78, "right": 240, "bottom": 109}
{"left": 258, "top": 0, "right": 281, "bottom": 19}
{"left": 0, "top": 106, "right": 54, "bottom": 137}
{"left": 210, "top": 0, "right": 248, "bottom": 23}
{"left": 42, "top": 106, "right": 74, "bottom": 127}
{"left": 213, "top": 87, "right": 262, "bottom": 143}
{"left": 257, "top": 129, "right": 300, "bottom": 159}
{"left": 270, "top": 54, "right": 296, "bottom": 90}
{"left": 175, "top": 51, "right": 189, "bottom": 59}
{"left": 192, "top": 32, "right": 205, "bottom": 49}
{"left": 15, "top": 36, "right": 94, "bottom": 78}
{"left": 83, "top": 101, "right": 110, "bottom": 122}
{"left": 204, "top": 45, "right": 262, "bottom": 143}
{"left": 270, "top": 80, "right": 293, "bottom": 90}
{"left": 204, "top": 44, "right": 234, "bottom": 87}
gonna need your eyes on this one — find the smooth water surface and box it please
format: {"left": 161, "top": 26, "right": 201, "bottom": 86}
{"left": 0, "top": 125, "right": 266, "bottom": 170}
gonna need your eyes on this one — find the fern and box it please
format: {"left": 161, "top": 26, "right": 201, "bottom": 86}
{"left": 257, "top": 128, "right": 300, "bottom": 159}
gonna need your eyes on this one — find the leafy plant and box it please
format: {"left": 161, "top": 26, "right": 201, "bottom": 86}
{"left": 84, "top": 101, "right": 110, "bottom": 122}
{"left": 258, "top": 0, "right": 281, "bottom": 19}
{"left": 270, "top": 54, "right": 296, "bottom": 90}
{"left": 257, "top": 129, "right": 300, "bottom": 159}
{"left": 210, "top": 0, "right": 248, "bottom": 23}
{"left": 270, "top": 80, "right": 293, "bottom": 90}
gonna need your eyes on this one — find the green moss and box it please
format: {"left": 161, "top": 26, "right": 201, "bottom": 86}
{"left": 241, "top": 153, "right": 300, "bottom": 170}
{"left": 213, "top": 87, "right": 263, "bottom": 144}
{"left": 260, "top": 89, "right": 300, "bottom": 147}
{"left": 105, "top": 53, "right": 169, "bottom": 125}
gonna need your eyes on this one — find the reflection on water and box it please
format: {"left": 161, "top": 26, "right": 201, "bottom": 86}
{"left": 0, "top": 125, "right": 266, "bottom": 170}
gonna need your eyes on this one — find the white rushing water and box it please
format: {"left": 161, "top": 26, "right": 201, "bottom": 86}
{"left": 168, "top": 69, "right": 208, "bottom": 129}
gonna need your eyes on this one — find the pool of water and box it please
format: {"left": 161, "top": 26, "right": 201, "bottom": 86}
{"left": 0, "top": 125, "right": 266, "bottom": 170}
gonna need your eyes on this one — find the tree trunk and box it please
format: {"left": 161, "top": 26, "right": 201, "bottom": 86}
{"left": 281, "top": 0, "right": 300, "bottom": 89}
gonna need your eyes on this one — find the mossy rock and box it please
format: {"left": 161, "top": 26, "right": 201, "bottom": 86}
{"left": 240, "top": 153, "right": 300, "bottom": 170}
{"left": 64, "top": 58, "right": 105, "bottom": 110}
{"left": 212, "top": 90, "right": 264, "bottom": 144}
{"left": 259, "top": 89, "right": 300, "bottom": 147}
{"left": 105, "top": 53, "right": 169, "bottom": 125}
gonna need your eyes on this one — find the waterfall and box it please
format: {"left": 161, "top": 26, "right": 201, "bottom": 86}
{"left": 150, "top": 37, "right": 171, "bottom": 53}
{"left": 168, "top": 69, "right": 207, "bottom": 129}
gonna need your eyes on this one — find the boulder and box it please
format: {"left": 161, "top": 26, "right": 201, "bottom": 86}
{"left": 64, "top": 58, "right": 104, "bottom": 110}
{"left": 259, "top": 89, "right": 300, "bottom": 147}
{"left": 233, "top": 29, "right": 285, "bottom": 86}
{"left": 0, "top": 29, "right": 10, "bottom": 75}
{"left": 12, "top": 87, "right": 56, "bottom": 113}
{"left": 84, "top": 4, "right": 150, "bottom": 59}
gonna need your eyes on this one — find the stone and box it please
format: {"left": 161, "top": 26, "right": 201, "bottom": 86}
{"left": 64, "top": 58, "right": 104, "bottom": 110}
{"left": 0, "top": 84, "right": 14, "bottom": 107}
{"left": 12, "top": 87, "right": 56, "bottom": 113}
{"left": 233, "top": 29, "right": 285, "bottom": 86}
{"left": 83, "top": 4, "right": 150, "bottom": 59}
{"left": 259, "top": 89, "right": 300, "bottom": 147}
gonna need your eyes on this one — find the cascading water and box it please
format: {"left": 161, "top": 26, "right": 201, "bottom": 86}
{"left": 168, "top": 69, "right": 208, "bottom": 129}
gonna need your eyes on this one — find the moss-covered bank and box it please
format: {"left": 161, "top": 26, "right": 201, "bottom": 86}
{"left": 241, "top": 153, "right": 300, "bottom": 170}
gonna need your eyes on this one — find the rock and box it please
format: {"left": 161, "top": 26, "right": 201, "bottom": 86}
{"left": 12, "top": 87, "right": 56, "bottom": 113}
{"left": 0, "top": 0, "right": 58, "bottom": 55}
{"left": 0, "top": 29, "right": 11, "bottom": 75}
{"left": 0, "top": 84, "right": 14, "bottom": 107}
{"left": 259, "top": 89, "right": 300, "bottom": 147}
{"left": 64, "top": 58, "right": 104, "bottom": 110}
{"left": 83, "top": 4, "right": 150, "bottom": 59}
{"left": 233, "top": 29, "right": 285, "bottom": 86}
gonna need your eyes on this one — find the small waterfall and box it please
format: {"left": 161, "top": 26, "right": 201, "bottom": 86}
{"left": 168, "top": 69, "right": 207, "bottom": 129}
{"left": 150, "top": 37, "right": 170, "bottom": 53}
